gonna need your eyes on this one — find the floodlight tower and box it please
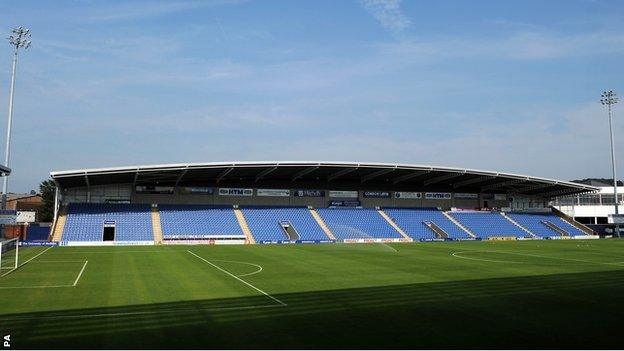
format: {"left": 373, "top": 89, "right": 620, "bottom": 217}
{"left": 601, "top": 90, "right": 620, "bottom": 238}
{"left": 1, "top": 27, "right": 31, "bottom": 209}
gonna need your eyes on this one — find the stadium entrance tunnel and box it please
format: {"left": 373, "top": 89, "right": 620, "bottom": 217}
{"left": 280, "top": 221, "right": 300, "bottom": 241}
{"left": 103, "top": 226, "right": 115, "bottom": 241}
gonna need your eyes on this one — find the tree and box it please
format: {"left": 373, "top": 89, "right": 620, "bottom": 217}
{"left": 39, "top": 179, "right": 56, "bottom": 222}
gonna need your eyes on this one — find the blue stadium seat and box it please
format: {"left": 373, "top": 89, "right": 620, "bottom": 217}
{"left": 62, "top": 203, "right": 153, "bottom": 242}
{"left": 384, "top": 208, "right": 470, "bottom": 240}
{"left": 242, "top": 207, "right": 329, "bottom": 243}
{"left": 508, "top": 213, "right": 585, "bottom": 237}
{"left": 316, "top": 208, "right": 402, "bottom": 240}
{"left": 449, "top": 211, "right": 527, "bottom": 239}
{"left": 159, "top": 205, "right": 243, "bottom": 238}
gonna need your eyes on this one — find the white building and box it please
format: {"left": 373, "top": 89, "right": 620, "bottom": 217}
{"left": 554, "top": 179, "right": 623, "bottom": 226}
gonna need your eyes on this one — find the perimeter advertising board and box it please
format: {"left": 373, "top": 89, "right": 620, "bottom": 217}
{"left": 257, "top": 189, "right": 290, "bottom": 197}
{"left": 394, "top": 192, "right": 421, "bottom": 199}
{"left": 362, "top": 191, "right": 391, "bottom": 198}
{"left": 329, "top": 190, "right": 358, "bottom": 198}
{"left": 294, "top": 189, "right": 325, "bottom": 197}
{"left": 218, "top": 188, "right": 253, "bottom": 196}
{"left": 425, "top": 192, "right": 452, "bottom": 200}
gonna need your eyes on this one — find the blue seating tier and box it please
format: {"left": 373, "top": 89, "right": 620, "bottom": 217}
{"left": 316, "top": 208, "right": 402, "bottom": 240}
{"left": 63, "top": 203, "right": 153, "bottom": 242}
{"left": 508, "top": 213, "right": 585, "bottom": 237}
{"left": 159, "top": 205, "right": 243, "bottom": 238}
{"left": 449, "top": 211, "right": 527, "bottom": 239}
{"left": 241, "top": 207, "right": 329, "bottom": 242}
{"left": 384, "top": 208, "right": 470, "bottom": 240}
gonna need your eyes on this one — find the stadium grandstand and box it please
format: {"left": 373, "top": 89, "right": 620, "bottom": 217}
{"left": 48, "top": 161, "right": 599, "bottom": 246}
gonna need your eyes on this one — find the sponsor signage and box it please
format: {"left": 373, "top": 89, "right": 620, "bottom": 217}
{"left": 329, "top": 190, "right": 358, "bottom": 198}
{"left": 494, "top": 194, "right": 508, "bottom": 201}
{"left": 16, "top": 211, "right": 36, "bottom": 223}
{"left": 394, "top": 191, "right": 421, "bottom": 199}
{"left": 218, "top": 188, "right": 253, "bottom": 197}
{"left": 482, "top": 193, "right": 494, "bottom": 200}
{"left": 609, "top": 214, "right": 624, "bottom": 224}
{"left": 179, "top": 187, "right": 214, "bottom": 195}
{"left": 294, "top": 189, "right": 325, "bottom": 197}
{"left": 362, "top": 191, "right": 391, "bottom": 198}
{"left": 330, "top": 200, "right": 360, "bottom": 207}
{"left": 135, "top": 185, "right": 174, "bottom": 194}
{"left": 425, "top": 192, "right": 452, "bottom": 200}
{"left": 257, "top": 189, "right": 290, "bottom": 197}
{"left": 454, "top": 193, "right": 478, "bottom": 199}
{"left": 0, "top": 212, "right": 16, "bottom": 224}
{"left": 20, "top": 241, "right": 59, "bottom": 247}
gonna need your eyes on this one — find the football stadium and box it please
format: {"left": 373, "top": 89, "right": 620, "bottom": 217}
{"left": 3, "top": 161, "right": 624, "bottom": 348}
{"left": 1, "top": 1, "right": 624, "bottom": 350}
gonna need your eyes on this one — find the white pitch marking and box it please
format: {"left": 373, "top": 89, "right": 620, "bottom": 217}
{"left": 451, "top": 251, "right": 522, "bottom": 264}
{"left": 451, "top": 249, "right": 624, "bottom": 267}
{"left": 210, "top": 259, "right": 264, "bottom": 277}
{"left": 1, "top": 246, "right": 54, "bottom": 278}
{"left": 73, "top": 261, "right": 89, "bottom": 286}
{"left": 0, "top": 303, "right": 284, "bottom": 321}
{"left": 187, "top": 250, "right": 287, "bottom": 306}
{"left": 0, "top": 284, "right": 73, "bottom": 289}
{"left": 32, "top": 260, "right": 87, "bottom": 263}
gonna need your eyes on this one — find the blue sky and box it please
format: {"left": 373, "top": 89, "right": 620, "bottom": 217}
{"left": 0, "top": 0, "right": 622, "bottom": 192}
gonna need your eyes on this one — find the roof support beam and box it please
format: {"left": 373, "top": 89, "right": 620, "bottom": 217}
{"left": 361, "top": 168, "right": 395, "bottom": 184}
{"left": 452, "top": 175, "right": 497, "bottom": 189}
{"left": 291, "top": 166, "right": 318, "bottom": 182}
{"left": 255, "top": 167, "right": 278, "bottom": 183}
{"left": 84, "top": 174, "right": 90, "bottom": 188}
{"left": 133, "top": 171, "right": 140, "bottom": 186}
{"left": 481, "top": 179, "right": 527, "bottom": 191}
{"left": 423, "top": 172, "right": 466, "bottom": 186}
{"left": 216, "top": 167, "right": 234, "bottom": 184}
{"left": 327, "top": 167, "right": 358, "bottom": 182}
{"left": 392, "top": 170, "right": 431, "bottom": 185}
{"left": 174, "top": 168, "right": 188, "bottom": 187}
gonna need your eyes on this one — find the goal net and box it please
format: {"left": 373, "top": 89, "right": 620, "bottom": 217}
{"left": 0, "top": 237, "right": 19, "bottom": 271}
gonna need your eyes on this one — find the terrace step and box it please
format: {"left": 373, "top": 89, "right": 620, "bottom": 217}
{"left": 501, "top": 212, "right": 536, "bottom": 238}
{"left": 234, "top": 208, "right": 256, "bottom": 244}
{"left": 551, "top": 207, "right": 596, "bottom": 235}
{"left": 151, "top": 205, "right": 164, "bottom": 244}
{"left": 309, "top": 208, "right": 336, "bottom": 241}
{"left": 50, "top": 206, "right": 67, "bottom": 242}
{"left": 443, "top": 212, "right": 476, "bottom": 238}
{"left": 423, "top": 220, "right": 448, "bottom": 239}
{"left": 378, "top": 210, "right": 411, "bottom": 241}
{"left": 541, "top": 220, "right": 570, "bottom": 237}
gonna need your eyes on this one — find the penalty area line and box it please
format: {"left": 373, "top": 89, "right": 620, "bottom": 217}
{"left": 73, "top": 261, "right": 88, "bottom": 286}
{"left": 187, "top": 250, "right": 287, "bottom": 307}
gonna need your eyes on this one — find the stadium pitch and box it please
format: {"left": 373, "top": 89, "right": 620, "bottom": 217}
{"left": 1, "top": 240, "right": 624, "bottom": 349}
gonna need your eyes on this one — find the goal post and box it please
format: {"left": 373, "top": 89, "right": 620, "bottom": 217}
{"left": 0, "top": 237, "right": 19, "bottom": 271}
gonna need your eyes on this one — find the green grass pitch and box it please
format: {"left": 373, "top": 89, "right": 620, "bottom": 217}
{"left": 1, "top": 240, "right": 624, "bottom": 349}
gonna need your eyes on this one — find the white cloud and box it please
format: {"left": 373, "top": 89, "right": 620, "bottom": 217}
{"left": 360, "top": 0, "right": 411, "bottom": 33}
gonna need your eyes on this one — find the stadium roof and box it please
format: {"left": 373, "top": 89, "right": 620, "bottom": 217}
{"left": 50, "top": 161, "right": 599, "bottom": 198}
